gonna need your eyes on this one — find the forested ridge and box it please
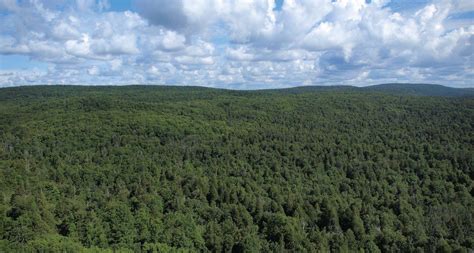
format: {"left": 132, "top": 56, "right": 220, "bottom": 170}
{"left": 0, "top": 85, "right": 473, "bottom": 252}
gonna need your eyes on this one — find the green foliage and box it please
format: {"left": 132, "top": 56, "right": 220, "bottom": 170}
{"left": 0, "top": 85, "right": 473, "bottom": 252}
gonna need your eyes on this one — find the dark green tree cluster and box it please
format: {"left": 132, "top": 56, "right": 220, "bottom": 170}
{"left": 0, "top": 85, "right": 473, "bottom": 252}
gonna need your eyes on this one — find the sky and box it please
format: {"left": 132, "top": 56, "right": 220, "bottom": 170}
{"left": 0, "top": 0, "right": 473, "bottom": 89}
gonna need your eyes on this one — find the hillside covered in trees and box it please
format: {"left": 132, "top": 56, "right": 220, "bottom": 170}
{"left": 0, "top": 84, "right": 473, "bottom": 252}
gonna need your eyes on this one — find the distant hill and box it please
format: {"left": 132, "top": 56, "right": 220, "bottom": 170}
{"left": 1, "top": 83, "right": 473, "bottom": 97}
{"left": 263, "top": 85, "right": 358, "bottom": 94}
{"left": 278, "top": 83, "right": 474, "bottom": 97}
{"left": 362, "top": 83, "right": 474, "bottom": 97}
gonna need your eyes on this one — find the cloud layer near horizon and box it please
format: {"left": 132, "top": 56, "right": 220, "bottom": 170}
{"left": 0, "top": 0, "right": 473, "bottom": 89}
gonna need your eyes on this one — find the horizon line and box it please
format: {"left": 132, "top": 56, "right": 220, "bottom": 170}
{"left": 2, "top": 82, "right": 473, "bottom": 91}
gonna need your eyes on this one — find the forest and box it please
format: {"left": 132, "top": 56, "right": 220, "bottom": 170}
{"left": 0, "top": 84, "right": 473, "bottom": 252}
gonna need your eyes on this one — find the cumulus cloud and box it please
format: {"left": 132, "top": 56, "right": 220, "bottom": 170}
{"left": 0, "top": 0, "right": 472, "bottom": 88}
{"left": 161, "top": 31, "right": 186, "bottom": 51}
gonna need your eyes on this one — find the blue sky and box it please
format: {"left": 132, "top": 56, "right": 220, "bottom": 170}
{"left": 0, "top": 0, "right": 473, "bottom": 89}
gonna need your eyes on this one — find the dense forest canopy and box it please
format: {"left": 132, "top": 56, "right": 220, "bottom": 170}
{"left": 0, "top": 84, "right": 473, "bottom": 252}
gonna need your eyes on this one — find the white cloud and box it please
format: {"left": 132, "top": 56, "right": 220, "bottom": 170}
{"left": 0, "top": 36, "right": 30, "bottom": 54}
{"left": 52, "top": 22, "right": 81, "bottom": 40}
{"left": 87, "top": 65, "right": 100, "bottom": 75}
{"left": 65, "top": 34, "right": 91, "bottom": 57}
{"left": 226, "top": 47, "right": 254, "bottom": 61}
{"left": 109, "top": 58, "right": 122, "bottom": 71}
{"left": 92, "top": 34, "right": 139, "bottom": 55}
{"left": 175, "top": 55, "right": 214, "bottom": 65}
{"left": 161, "top": 31, "right": 186, "bottom": 51}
